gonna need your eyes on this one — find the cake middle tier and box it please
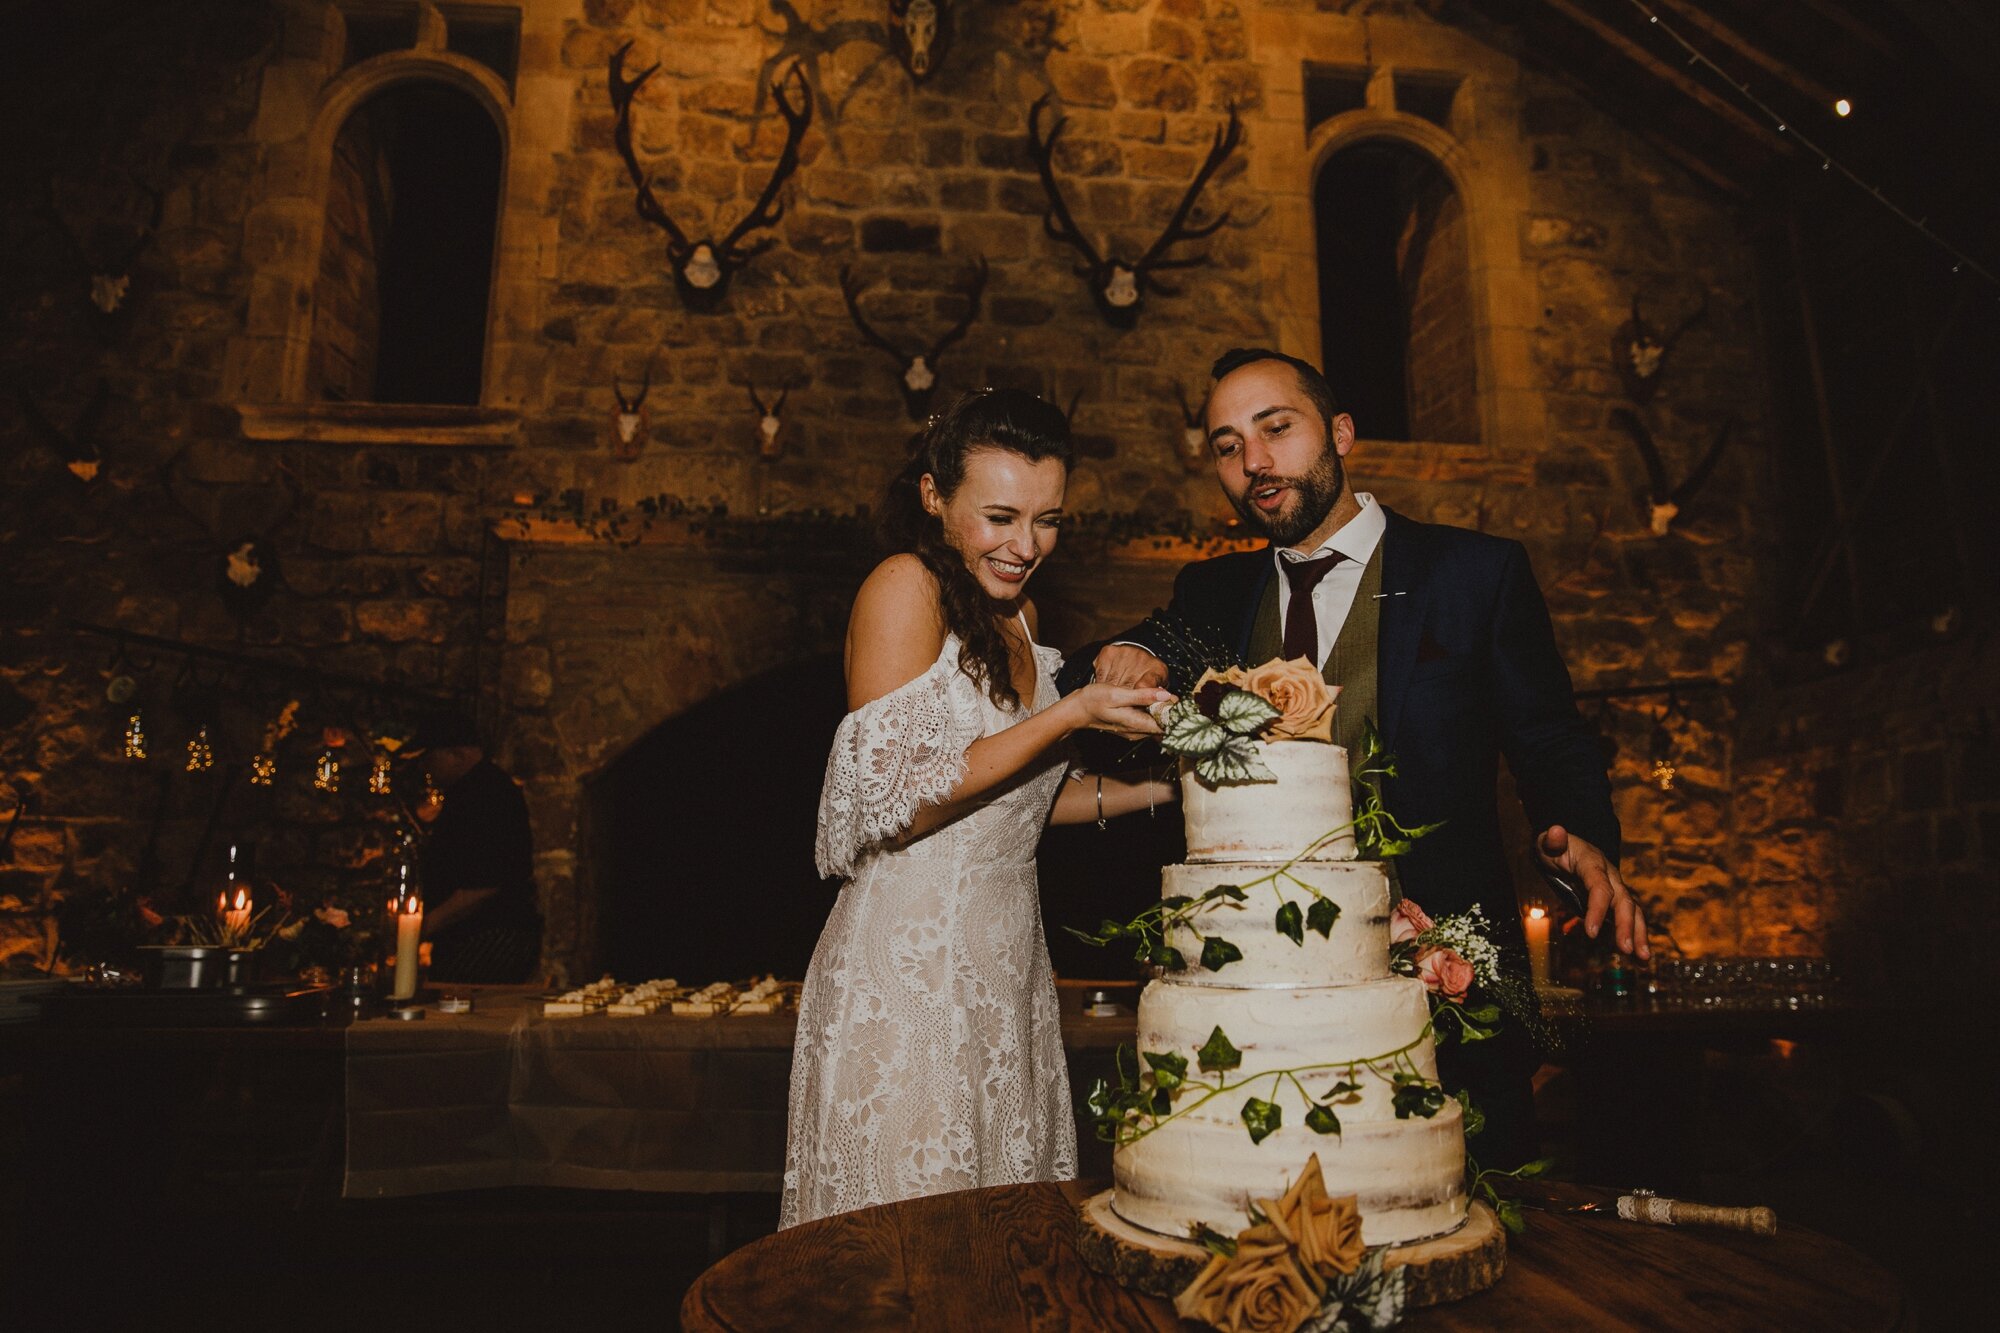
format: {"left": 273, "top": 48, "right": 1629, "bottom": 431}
{"left": 1136, "top": 974, "right": 1442, "bottom": 1114}
{"left": 1161, "top": 860, "right": 1390, "bottom": 987}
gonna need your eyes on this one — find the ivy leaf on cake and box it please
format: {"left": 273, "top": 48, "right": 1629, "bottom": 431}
{"left": 1160, "top": 657, "right": 1338, "bottom": 785}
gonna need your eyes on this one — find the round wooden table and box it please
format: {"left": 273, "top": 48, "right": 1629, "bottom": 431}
{"left": 682, "top": 1180, "right": 1904, "bottom": 1331}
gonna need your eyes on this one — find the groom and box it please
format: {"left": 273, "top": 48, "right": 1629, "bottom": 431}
{"left": 1065, "top": 347, "right": 1645, "bottom": 1164}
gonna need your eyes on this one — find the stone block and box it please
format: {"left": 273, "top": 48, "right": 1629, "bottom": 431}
{"left": 371, "top": 495, "right": 443, "bottom": 554}
{"left": 1120, "top": 58, "right": 1199, "bottom": 113}
{"left": 1046, "top": 54, "right": 1117, "bottom": 109}
{"left": 307, "top": 493, "right": 373, "bottom": 553}
{"left": 861, "top": 216, "right": 942, "bottom": 253}
{"left": 354, "top": 598, "right": 447, "bottom": 644}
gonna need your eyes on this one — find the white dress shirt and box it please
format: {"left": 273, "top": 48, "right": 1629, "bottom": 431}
{"left": 1274, "top": 492, "right": 1386, "bottom": 667}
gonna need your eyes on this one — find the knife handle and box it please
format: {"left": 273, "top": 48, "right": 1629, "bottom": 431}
{"left": 1617, "top": 1194, "right": 1777, "bottom": 1235}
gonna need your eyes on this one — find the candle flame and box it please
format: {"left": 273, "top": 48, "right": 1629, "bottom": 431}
{"left": 1528, "top": 907, "right": 1547, "bottom": 920}
{"left": 232, "top": 887, "right": 250, "bottom": 911}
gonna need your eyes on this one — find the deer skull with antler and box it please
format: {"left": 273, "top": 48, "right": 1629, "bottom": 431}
{"left": 1029, "top": 96, "right": 1242, "bottom": 328}
{"left": 842, "top": 259, "right": 989, "bottom": 420}
{"left": 21, "top": 380, "right": 110, "bottom": 484}
{"left": 1173, "top": 384, "right": 1209, "bottom": 474}
{"left": 40, "top": 175, "right": 164, "bottom": 314}
{"left": 1612, "top": 294, "right": 1709, "bottom": 403}
{"left": 610, "top": 47, "right": 812, "bottom": 311}
{"left": 1611, "top": 407, "right": 1736, "bottom": 536}
{"left": 888, "top": 0, "right": 950, "bottom": 82}
{"left": 162, "top": 454, "right": 303, "bottom": 619}
{"left": 749, "top": 384, "right": 790, "bottom": 459}
{"left": 611, "top": 363, "right": 654, "bottom": 461}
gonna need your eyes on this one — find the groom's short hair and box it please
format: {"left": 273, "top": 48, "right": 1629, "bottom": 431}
{"left": 1209, "top": 348, "right": 1341, "bottom": 436}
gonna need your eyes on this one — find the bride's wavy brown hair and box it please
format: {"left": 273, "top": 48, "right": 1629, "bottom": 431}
{"left": 880, "top": 389, "right": 1074, "bottom": 710}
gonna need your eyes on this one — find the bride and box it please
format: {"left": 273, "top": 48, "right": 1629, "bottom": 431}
{"left": 781, "top": 389, "right": 1175, "bottom": 1228}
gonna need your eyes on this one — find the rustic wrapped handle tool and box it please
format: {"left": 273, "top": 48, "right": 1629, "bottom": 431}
{"left": 1617, "top": 1193, "right": 1777, "bottom": 1235}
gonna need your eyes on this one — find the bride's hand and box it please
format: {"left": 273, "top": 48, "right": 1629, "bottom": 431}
{"left": 1064, "top": 683, "right": 1174, "bottom": 737}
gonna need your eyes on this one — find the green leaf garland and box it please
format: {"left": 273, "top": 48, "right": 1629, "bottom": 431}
{"left": 1196, "top": 1025, "right": 1241, "bottom": 1073}
{"left": 1241, "top": 1096, "right": 1282, "bottom": 1144}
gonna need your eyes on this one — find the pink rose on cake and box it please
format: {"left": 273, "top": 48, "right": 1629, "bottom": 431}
{"left": 1388, "top": 898, "right": 1434, "bottom": 945}
{"left": 1416, "top": 945, "right": 1475, "bottom": 1003}
{"left": 1243, "top": 658, "right": 1339, "bottom": 742}
{"left": 1192, "top": 659, "right": 1340, "bottom": 743}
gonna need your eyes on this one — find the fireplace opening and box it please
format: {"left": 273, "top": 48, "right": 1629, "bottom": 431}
{"left": 586, "top": 655, "right": 849, "bottom": 985}
{"left": 585, "top": 642, "right": 1184, "bottom": 987}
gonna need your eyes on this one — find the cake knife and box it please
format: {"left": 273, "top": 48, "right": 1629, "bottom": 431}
{"left": 1513, "top": 1190, "right": 1777, "bottom": 1235}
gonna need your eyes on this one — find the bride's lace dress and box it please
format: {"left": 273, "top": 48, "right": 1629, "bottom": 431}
{"left": 781, "top": 631, "right": 1077, "bottom": 1229}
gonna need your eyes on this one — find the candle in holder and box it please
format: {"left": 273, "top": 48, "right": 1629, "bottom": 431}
{"left": 220, "top": 886, "right": 252, "bottom": 942}
{"left": 391, "top": 866, "right": 423, "bottom": 1002}
{"left": 219, "top": 847, "right": 251, "bottom": 942}
{"left": 1525, "top": 907, "right": 1553, "bottom": 990}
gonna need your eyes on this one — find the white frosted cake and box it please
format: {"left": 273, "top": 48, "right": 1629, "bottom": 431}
{"left": 1111, "top": 737, "right": 1468, "bottom": 1248}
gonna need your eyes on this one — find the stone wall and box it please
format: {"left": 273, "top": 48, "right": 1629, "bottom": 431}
{"left": 3, "top": 0, "right": 1796, "bottom": 981}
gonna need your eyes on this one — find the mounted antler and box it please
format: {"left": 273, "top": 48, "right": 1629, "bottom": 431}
{"left": 1028, "top": 96, "right": 1242, "bottom": 328}
{"left": 610, "top": 47, "right": 812, "bottom": 310}
{"left": 841, "top": 259, "right": 988, "bottom": 420}
{"left": 21, "top": 380, "right": 110, "bottom": 483}
{"left": 1611, "top": 407, "right": 1736, "bottom": 536}
{"left": 1062, "top": 387, "right": 1119, "bottom": 460}
{"left": 1612, "top": 293, "right": 1710, "bottom": 403}
{"left": 887, "top": 0, "right": 951, "bottom": 82}
{"left": 749, "top": 383, "right": 790, "bottom": 459}
{"left": 1173, "top": 384, "right": 1209, "bottom": 473}
{"left": 161, "top": 449, "right": 302, "bottom": 617}
{"left": 41, "top": 175, "right": 164, "bottom": 314}
{"left": 611, "top": 362, "right": 654, "bottom": 461}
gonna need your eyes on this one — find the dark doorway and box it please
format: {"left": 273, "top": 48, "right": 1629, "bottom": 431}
{"left": 587, "top": 657, "right": 850, "bottom": 984}
{"left": 312, "top": 81, "right": 500, "bottom": 405}
{"left": 1315, "top": 139, "right": 1479, "bottom": 443}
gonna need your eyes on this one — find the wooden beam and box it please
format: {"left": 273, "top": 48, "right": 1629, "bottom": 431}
{"left": 1788, "top": 0, "right": 1901, "bottom": 59}
{"left": 1649, "top": 0, "right": 1840, "bottom": 110}
{"left": 1536, "top": 0, "right": 1793, "bottom": 153}
{"left": 1785, "top": 207, "right": 1863, "bottom": 636}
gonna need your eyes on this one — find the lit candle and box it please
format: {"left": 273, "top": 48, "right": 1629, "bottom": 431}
{"left": 220, "top": 887, "right": 252, "bottom": 942}
{"left": 391, "top": 865, "right": 423, "bottom": 1002}
{"left": 1525, "top": 907, "right": 1553, "bottom": 990}
{"left": 219, "top": 846, "right": 251, "bottom": 941}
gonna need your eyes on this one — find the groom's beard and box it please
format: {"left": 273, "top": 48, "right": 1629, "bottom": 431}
{"left": 1229, "top": 446, "right": 1346, "bottom": 547}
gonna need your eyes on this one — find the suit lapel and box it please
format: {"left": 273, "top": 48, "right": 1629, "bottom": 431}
{"left": 1234, "top": 553, "right": 1275, "bottom": 664}
{"left": 1374, "top": 508, "right": 1432, "bottom": 749}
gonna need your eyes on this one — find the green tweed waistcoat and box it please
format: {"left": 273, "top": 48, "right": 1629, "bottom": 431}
{"left": 1245, "top": 541, "right": 1385, "bottom": 757}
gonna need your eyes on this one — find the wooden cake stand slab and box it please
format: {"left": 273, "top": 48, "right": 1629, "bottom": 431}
{"left": 1076, "top": 1190, "right": 1506, "bottom": 1308}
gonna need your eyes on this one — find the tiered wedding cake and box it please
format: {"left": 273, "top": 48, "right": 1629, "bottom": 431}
{"left": 1111, "top": 732, "right": 1469, "bottom": 1248}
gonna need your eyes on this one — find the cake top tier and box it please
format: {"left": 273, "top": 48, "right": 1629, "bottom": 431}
{"left": 1182, "top": 740, "right": 1358, "bottom": 863}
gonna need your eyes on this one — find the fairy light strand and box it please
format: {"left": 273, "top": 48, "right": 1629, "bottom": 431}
{"left": 1624, "top": 0, "right": 1999, "bottom": 292}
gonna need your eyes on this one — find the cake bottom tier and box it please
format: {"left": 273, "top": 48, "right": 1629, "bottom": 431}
{"left": 1113, "top": 1097, "right": 1468, "bottom": 1247}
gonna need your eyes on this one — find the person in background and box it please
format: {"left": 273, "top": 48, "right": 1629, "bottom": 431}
{"left": 405, "top": 709, "right": 542, "bottom": 985}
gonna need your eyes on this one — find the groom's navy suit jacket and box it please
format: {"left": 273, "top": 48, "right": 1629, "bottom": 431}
{"left": 1062, "top": 506, "right": 1619, "bottom": 945}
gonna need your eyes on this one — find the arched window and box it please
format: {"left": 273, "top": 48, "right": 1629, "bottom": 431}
{"left": 1314, "top": 139, "right": 1480, "bottom": 443}
{"left": 309, "top": 81, "right": 501, "bottom": 406}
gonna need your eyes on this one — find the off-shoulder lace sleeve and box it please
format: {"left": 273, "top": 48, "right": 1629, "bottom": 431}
{"left": 814, "top": 647, "right": 986, "bottom": 879}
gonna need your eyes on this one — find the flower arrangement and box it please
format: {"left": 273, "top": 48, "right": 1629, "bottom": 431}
{"left": 1159, "top": 657, "right": 1339, "bottom": 784}
{"left": 1175, "top": 1155, "right": 1406, "bottom": 1333}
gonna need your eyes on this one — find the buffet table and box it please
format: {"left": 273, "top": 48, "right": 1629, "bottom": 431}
{"left": 343, "top": 985, "right": 1136, "bottom": 1199}
{"left": 680, "top": 1179, "right": 1906, "bottom": 1331}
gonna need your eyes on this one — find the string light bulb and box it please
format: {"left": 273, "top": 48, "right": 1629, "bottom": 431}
{"left": 314, "top": 749, "right": 341, "bottom": 793}
{"left": 123, "top": 712, "right": 147, "bottom": 760}
{"left": 249, "top": 752, "right": 277, "bottom": 786}
{"left": 1834, "top": 98, "right": 1852, "bottom": 117}
{"left": 185, "top": 725, "right": 215, "bottom": 773}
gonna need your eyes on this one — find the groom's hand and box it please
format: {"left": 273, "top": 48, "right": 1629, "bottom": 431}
{"left": 1093, "top": 644, "right": 1169, "bottom": 691}
{"left": 1537, "top": 825, "right": 1649, "bottom": 959}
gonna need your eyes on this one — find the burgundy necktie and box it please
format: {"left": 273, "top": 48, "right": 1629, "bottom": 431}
{"left": 1280, "top": 550, "right": 1348, "bottom": 663}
